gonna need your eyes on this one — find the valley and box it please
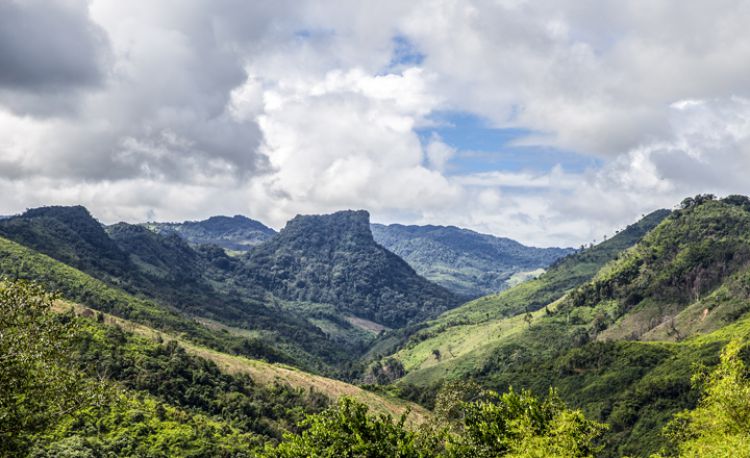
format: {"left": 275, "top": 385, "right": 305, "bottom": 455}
{"left": 3, "top": 195, "right": 750, "bottom": 457}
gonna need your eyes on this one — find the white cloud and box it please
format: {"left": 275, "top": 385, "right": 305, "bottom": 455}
{"left": 1, "top": 0, "right": 750, "bottom": 247}
{"left": 425, "top": 135, "right": 455, "bottom": 172}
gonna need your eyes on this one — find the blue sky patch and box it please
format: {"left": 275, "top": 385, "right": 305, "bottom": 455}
{"left": 417, "top": 111, "right": 601, "bottom": 175}
{"left": 388, "top": 35, "right": 425, "bottom": 68}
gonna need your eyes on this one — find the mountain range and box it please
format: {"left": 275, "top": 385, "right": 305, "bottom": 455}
{"left": 5, "top": 195, "right": 750, "bottom": 457}
{"left": 142, "top": 213, "right": 573, "bottom": 298}
{"left": 372, "top": 223, "right": 573, "bottom": 297}
{"left": 146, "top": 215, "right": 276, "bottom": 252}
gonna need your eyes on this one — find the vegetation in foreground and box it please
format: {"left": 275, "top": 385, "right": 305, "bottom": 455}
{"left": 4, "top": 276, "right": 750, "bottom": 457}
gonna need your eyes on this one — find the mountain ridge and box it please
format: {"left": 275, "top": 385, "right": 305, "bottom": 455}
{"left": 240, "top": 210, "right": 462, "bottom": 328}
{"left": 146, "top": 214, "right": 276, "bottom": 251}
{"left": 371, "top": 222, "right": 574, "bottom": 297}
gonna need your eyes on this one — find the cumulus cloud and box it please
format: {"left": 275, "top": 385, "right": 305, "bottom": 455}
{"left": 0, "top": 0, "right": 109, "bottom": 115}
{"left": 1, "top": 0, "right": 750, "bottom": 246}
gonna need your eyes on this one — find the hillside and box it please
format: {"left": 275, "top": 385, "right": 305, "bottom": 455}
{"left": 378, "top": 197, "right": 750, "bottom": 456}
{"left": 373, "top": 208, "right": 670, "bottom": 378}
{"left": 371, "top": 223, "right": 573, "bottom": 297}
{"left": 1, "top": 277, "right": 429, "bottom": 456}
{"left": 57, "top": 299, "right": 429, "bottom": 424}
{"left": 240, "top": 210, "right": 461, "bottom": 328}
{"left": 0, "top": 214, "right": 370, "bottom": 373}
{"left": 0, "top": 205, "right": 462, "bottom": 372}
{"left": 146, "top": 215, "right": 276, "bottom": 252}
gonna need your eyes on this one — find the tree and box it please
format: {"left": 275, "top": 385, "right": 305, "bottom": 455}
{"left": 260, "top": 398, "right": 441, "bottom": 457}
{"left": 263, "top": 390, "right": 606, "bottom": 458}
{"left": 449, "top": 388, "right": 606, "bottom": 458}
{"left": 0, "top": 280, "right": 98, "bottom": 455}
{"left": 659, "top": 339, "right": 750, "bottom": 457}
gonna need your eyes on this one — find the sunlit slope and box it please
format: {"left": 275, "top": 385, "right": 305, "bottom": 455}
{"left": 56, "top": 300, "right": 429, "bottom": 425}
{"left": 385, "top": 209, "right": 669, "bottom": 384}
{"left": 387, "top": 197, "right": 750, "bottom": 457}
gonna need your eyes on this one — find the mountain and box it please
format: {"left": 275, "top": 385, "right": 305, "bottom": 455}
{"left": 376, "top": 197, "right": 750, "bottom": 456}
{"left": 146, "top": 215, "right": 276, "bottom": 252}
{"left": 0, "top": 207, "right": 362, "bottom": 372}
{"left": 371, "top": 223, "right": 574, "bottom": 297}
{"left": 0, "top": 205, "right": 462, "bottom": 372}
{"left": 370, "top": 208, "right": 671, "bottom": 382}
{"left": 8, "top": 197, "right": 750, "bottom": 457}
{"left": 0, "top": 205, "right": 131, "bottom": 279}
{"left": 241, "top": 210, "right": 461, "bottom": 328}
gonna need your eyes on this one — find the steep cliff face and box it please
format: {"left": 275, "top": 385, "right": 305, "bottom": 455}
{"left": 242, "top": 210, "right": 461, "bottom": 327}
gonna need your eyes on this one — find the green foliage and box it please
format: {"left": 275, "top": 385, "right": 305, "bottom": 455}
{"left": 371, "top": 223, "right": 572, "bottom": 298}
{"left": 72, "top": 321, "right": 329, "bottom": 441}
{"left": 262, "top": 398, "right": 439, "bottom": 457}
{"left": 658, "top": 339, "right": 750, "bottom": 457}
{"left": 32, "top": 394, "right": 261, "bottom": 458}
{"left": 0, "top": 280, "right": 101, "bottom": 455}
{"left": 262, "top": 390, "right": 605, "bottom": 458}
{"left": 452, "top": 388, "right": 606, "bottom": 458}
{"left": 242, "top": 210, "right": 460, "bottom": 328}
{"left": 0, "top": 278, "right": 332, "bottom": 456}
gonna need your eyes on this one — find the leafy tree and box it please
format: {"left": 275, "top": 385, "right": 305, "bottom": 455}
{"left": 659, "top": 339, "right": 750, "bottom": 457}
{"left": 449, "top": 388, "right": 606, "bottom": 458}
{"left": 0, "top": 280, "right": 100, "bottom": 455}
{"left": 261, "top": 398, "right": 441, "bottom": 457}
{"left": 263, "top": 390, "right": 606, "bottom": 458}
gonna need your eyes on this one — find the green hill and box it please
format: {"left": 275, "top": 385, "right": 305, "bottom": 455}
{"left": 372, "top": 197, "right": 750, "bottom": 456}
{"left": 376, "top": 208, "right": 670, "bottom": 382}
{"left": 371, "top": 223, "right": 573, "bottom": 297}
{"left": 241, "top": 210, "right": 461, "bottom": 328}
{"left": 1, "top": 278, "right": 427, "bottom": 456}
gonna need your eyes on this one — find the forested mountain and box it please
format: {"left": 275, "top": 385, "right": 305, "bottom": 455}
{"left": 0, "top": 207, "right": 373, "bottom": 371}
{"left": 375, "top": 196, "right": 750, "bottom": 456}
{"left": 146, "top": 215, "right": 276, "bottom": 252}
{"left": 0, "top": 205, "right": 461, "bottom": 370}
{"left": 6, "top": 197, "right": 750, "bottom": 457}
{"left": 241, "top": 210, "right": 461, "bottom": 327}
{"left": 371, "top": 223, "right": 574, "bottom": 297}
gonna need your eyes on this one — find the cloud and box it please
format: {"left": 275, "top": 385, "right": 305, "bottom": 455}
{"left": 401, "top": 0, "right": 750, "bottom": 156}
{"left": 1, "top": 0, "right": 750, "bottom": 247}
{"left": 238, "top": 66, "right": 463, "bottom": 226}
{"left": 0, "top": 0, "right": 109, "bottom": 115}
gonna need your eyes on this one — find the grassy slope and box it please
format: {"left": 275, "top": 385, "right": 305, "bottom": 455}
{"left": 386, "top": 200, "right": 750, "bottom": 457}
{"left": 55, "top": 300, "right": 428, "bottom": 425}
{"left": 385, "top": 209, "right": 670, "bottom": 385}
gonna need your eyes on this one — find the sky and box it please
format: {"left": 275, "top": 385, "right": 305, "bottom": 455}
{"left": 1, "top": 0, "right": 750, "bottom": 247}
